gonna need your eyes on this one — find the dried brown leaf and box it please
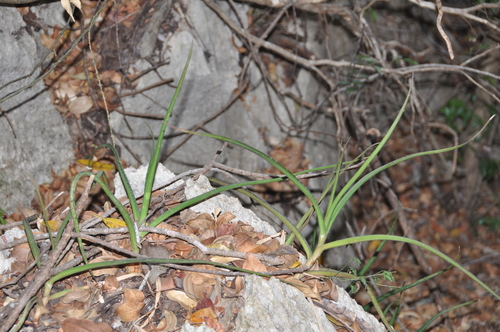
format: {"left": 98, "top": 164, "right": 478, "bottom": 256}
{"left": 165, "top": 290, "right": 198, "bottom": 310}
{"left": 188, "top": 218, "right": 215, "bottom": 233}
{"left": 61, "top": 288, "right": 92, "bottom": 304}
{"left": 61, "top": 318, "right": 105, "bottom": 332}
{"left": 216, "top": 211, "right": 236, "bottom": 227}
{"left": 234, "top": 233, "right": 267, "bottom": 254}
{"left": 116, "top": 301, "right": 144, "bottom": 322}
{"left": 189, "top": 307, "right": 218, "bottom": 324}
{"left": 174, "top": 241, "right": 196, "bottom": 258}
{"left": 116, "top": 289, "right": 145, "bottom": 322}
{"left": 103, "top": 276, "right": 119, "bottom": 291}
{"left": 183, "top": 270, "right": 218, "bottom": 301}
{"left": 68, "top": 95, "right": 93, "bottom": 117}
{"left": 61, "top": 0, "right": 82, "bottom": 22}
{"left": 242, "top": 253, "right": 267, "bottom": 273}
{"left": 156, "top": 310, "right": 177, "bottom": 331}
{"left": 87, "top": 255, "right": 119, "bottom": 276}
{"left": 123, "top": 288, "right": 145, "bottom": 303}
{"left": 282, "top": 276, "right": 321, "bottom": 301}
{"left": 157, "top": 274, "right": 176, "bottom": 292}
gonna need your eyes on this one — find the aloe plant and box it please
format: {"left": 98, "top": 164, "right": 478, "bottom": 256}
{"left": 29, "top": 47, "right": 497, "bottom": 332}
{"left": 174, "top": 93, "right": 500, "bottom": 303}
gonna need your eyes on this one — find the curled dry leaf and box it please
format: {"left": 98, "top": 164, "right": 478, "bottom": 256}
{"left": 87, "top": 255, "right": 120, "bottom": 276}
{"left": 210, "top": 235, "right": 234, "bottom": 250}
{"left": 61, "top": 0, "right": 82, "bottom": 22}
{"left": 61, "top": 288, "right": 92, "bottom": 304}
{"left": 68, "top": 95, "right": 93, "bottom": 117}
{"left": 66, "top": 308, "right": 93, "bottom": 320}
{"left": 188, "top": 217, "right": 215, "bottom": 234}
{"left": 103, "top": 276, "right": 119, "bottom": 291}
{"left": 123, "top": 288, "right": 145, "bottom": 303}
{"left": 209, "top": 255, "right": 238, "bottom": 264}
{"left": 258, "top": 138, "right": 310, "bottom": 193}
{"left": 215, "top": 222, "right": 234, "bottom": 237}
{"left": 183, "top": 267, "right": 219, "bottom": 301}
{"left": 165, "top": 290, "right": 198, "bottom": 310}
{"left": 303, "top": 277, "right": 335, "bottom": 300}
{"left": 174, "top": 241, "right": 196, "bottom": 258}
{"left": 157, "top": 274, "right": 176, "bottom": 292}
{"left": 61, "top": 317, "right": 110, "bottom": 332}
{"left": 116, "top": 301, "right": 144, "bottom": 322}
{"left": 189, "top": 307, "right": 218, "bottom": 325}
{"left": 116, "top": 289, "right": 145, "bottom": 322}
{"left": 242, "top": 253, "right": 267, "bottom": 273}
{"left": 216, "top": 211, "right": 236, "bottom": 228}
{"left": 56, "top": 82, "right": 77, "bottom": 101}
{"left": 10, "top": 242, "right": 31, "bottom": 264}
{"left": 234, "top": 233, "right": 267, "bottom": 254}
{"left": 156, "top": 310, "right": 177, "bottom": 332}
{"left": 97, "top": 70, "right": 123, "bottom": 85}
{"left": 282, "top": 276, "right": 321, "bottom": 301}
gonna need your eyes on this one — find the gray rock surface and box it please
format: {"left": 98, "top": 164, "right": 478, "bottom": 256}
{"left": 334, "top": 284, "right": 386, "bottom": 332}
{"left": 113, "top": 163, "right": 184, "bottom": 199}
{"left": 179, "top": 274, "right": 386, "bottom": 332}
{"left": 180, "top": 323, "right": 216, "bottom": 332}
{"left": 111, "top": 0, "right": 336, "bottom": 178}
{"left": 235, "top": 275, "right": 337, "bottom": 332}
{"left": 0, "top": 4, "right": 73, "bottom": 214}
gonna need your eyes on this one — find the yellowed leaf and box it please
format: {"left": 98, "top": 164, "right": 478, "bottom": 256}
{"left": 91, "top": 212, "right": 126, "bottom": 228}
{"left": 367, "top": 240, "right": 381, "bottom": 254}
{"left": 103, "top": 217, "right": 127, "bottom": 228}
{"left": 189, "top": 307, "right": 218, "bottom": 324}
{"left": 77, "top": 159, "right": 115, "bottom": 171}
{"left": 41, "top": 219, "right": 63, "bottom": 231}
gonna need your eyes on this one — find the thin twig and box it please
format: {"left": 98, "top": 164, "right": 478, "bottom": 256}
{"left": 81, "top": 226, "right": 285, "bottom": 266}
{"left": 193, "top": 143, "right": 228, "bottom": 180}
{"left": 120, "top": 78, "right": 174, "bottom": 98}
{"left": 0, "top": 1, "right": 109, "bottom": 103}
{"left": 407, "top": 0, "right": 500, "bottom": 32}
{"left": 435, "top": 0, "right": 454, "bottom": 60}
{"left": 0, "top": 230, "right": 73, "bottom": 332}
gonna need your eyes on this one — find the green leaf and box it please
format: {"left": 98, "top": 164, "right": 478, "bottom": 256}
{"left": 22, "top": 215, "right": 40, "bottom": 267}
{"left": 140, "top": 45, "right": 193, "bottom": 224}
{"left": 69, "top": 171, "right": 139, "bottom": 253}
